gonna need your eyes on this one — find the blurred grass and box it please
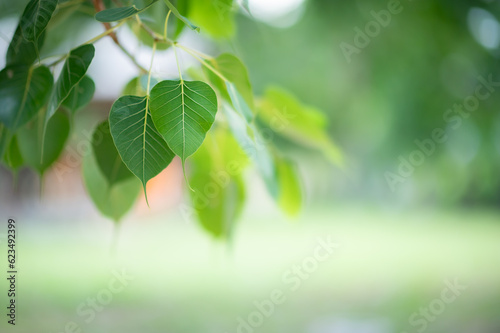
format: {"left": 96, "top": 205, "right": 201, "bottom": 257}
{"left": 0, "top": 205, "right": 499, "bottom": 332}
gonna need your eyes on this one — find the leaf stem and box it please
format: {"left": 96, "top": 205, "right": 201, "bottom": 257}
{"left": 176, "top": 43, "right": 227, "bottom": 81}
{"left": 84, "top": 20, "right": 126, "bottom": 45}
{"left": 147, "top": 41, "right": 157, "bottom": 95}
{"left": 164, "top": 10, "right": 172, "bottom": 40}
{"left": 173, "top": 45, "right": 183, "bottom": 81}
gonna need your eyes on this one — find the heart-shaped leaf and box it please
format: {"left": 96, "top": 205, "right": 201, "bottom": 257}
{"left": 109, "top": 95, "right": 175, "bottom": 196}
{"left": 0, "top": 65, "right": 53, "bottom": 130}
{"left": 149, "top": 80, "right": 218, "bottom": 167}
{"left": 95, "top": 0, "right": 158, "bottom": 22}
{"left": 163, "top": 0, "right": 200, "bottom": 32}
{"left": 45, "top": 44, "right": 95, "bottom": 125}
{"left": 61, "top": 75, "right": 95, "bottom": 114}
{"left": 6, "top": 27, "right": 46, "bottom": 66}
{"left": 83, "top": 148, "right": 141, "bottom": 222}
{"left": 92, "top": 120, "right": 134, "bottom": 186}
{"left": 20, "top": 0, "right": 58, "bottom": 45}
{"left": 17, "top": 110, "right": 70, "bottom": 175}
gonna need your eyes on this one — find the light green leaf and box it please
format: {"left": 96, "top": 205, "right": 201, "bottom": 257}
{"left": 0, "top": 65, "right": 53, "bottom": 131}
{"left": 258, "top": 86, "right": 344, "bottom": 166}
{"left": 95, "top": 0, "right": 158, "bottom": 22}
{"left": 61, "top": 75, "right": 95, "bottom": 114}
{"left": 122, "top": 75, "right": 157, "bottom": 96}
{"left": 188, "top": 0, "right": 234, "bottom": 38}
{"left": 189, "top": 129, "right": 246, "bottom": 238}
{"left": 226, "top": 81, "right": 253, "bottom": 122}
{"left": 17, "top": 110, "right": 70, "bottom": 175}
{"left": 149, "top": 80, "right": 218, "bottom": 166}
{"left": 109, "top": 95, "right": 175, "bottom": 196}
{"left": 45, "top": 44, "right": 95, "bottom": 125}
{"left": 163, "top": 0, "right": 200, "bottom": 32}
{"left": 92, "top": 120, "right": 134, "bottom": 186}
{"left": 20, "top": 0, "right": 57, "bottom": 46}
{"left": 276, "top": 157, "right": 302, "bottom": 217}
{"left": 83, "top": 149, "right": 141, "bottom": 222}
{"left": 222, "top": 104, "right": 279, "bottom": 199}
{"left": 3, "top": 136, "right": 24, "bottom": 171}
{"left": 6, "top": 27, "right": 45, "bottom": 66}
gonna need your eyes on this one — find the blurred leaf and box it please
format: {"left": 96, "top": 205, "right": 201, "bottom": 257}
{"left": 83, "top": 148, "right": 141, "bottom": 222}
{"left": 189, "top": 129, "right": 246, "bottom": 238}
{"left": 0, "top": 125, "right": 12, "bottom": 160}
{"left": 109, "top": 95, "right": 175, "bottom": 197}
{"left": 276, "top": 157, "right": 302, "bottom": 217}
{"left": 45, "top": 44, "right": 95, "bottom": 126}
{"left": 0, "top": 65, "right": 53, "bottom": 130}
{"left": 95, "top": 0, "right": 158, "bottom": 22}
{"left": 223, "top": 104, "right": 279, "bottom": 199}
{"left": 3, "top": 135, "right": 24, "bottom": 171}
{"left": 18, "top": 110, "right": 70, "bottom": 175}
{"left": 188, "top": 0, "right": 234, "bottom": 38}
{"left": 226, "top": 82, "right": 253, "bottom": 122}
{"left": 92, "top": 120, "right": 134, "bottom": 186}
{"left": 122, "top": 75, "right": 157, "bottom": 96}
{"left": 258, "top": 86, "right": 343, "bottom": 166}
{"left": 6, "top": 27, "right": 45, "bottom": 66}
{"left": 163, "top": 0, "right": 200, "bottom": 32}
{"left": 173, "top": 0, "right": 189, "bottom": 38}
{"left": 19, "top": 0, "right": 57, "bottom": 50}
{"left": 61, "top": 75, "right": 95, "bottom": 114}
{"left": 149, "top": 80, "right": 217, "bottom": 169}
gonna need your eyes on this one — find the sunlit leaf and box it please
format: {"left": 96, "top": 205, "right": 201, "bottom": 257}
{"left": 20, "top": 0, "right": 57, "bottom": 47}
{"left": 0, "top": 65, "right": 53, "bottom": 130}
{"left": 17, "top": 110, "right": 70, "bottom": 175}
{"left": 109, "top": 95, "right": 175, "bottom": 196}
{"left": 61, "top": 75, "right": 95, "bottom": 114}
{"left": 45, "top": 44, "right": 95, "bottom": 125}
{"left": 276, "top": 157, "right": 302, "bottom": 216}
{"left": 258, "top": 86, "right": 343, "bottom": 166}
{"left": 95, "top": 0, "right": 158, "bottom": 22}
{"left": 83, "top": 149, "right": 141, "bottom": 222}
{"left": 163, "top": 0, "right": 200, "bottom": 32}
{"left": 149, "top": 80, "right": 218, "bottom": 167}
{"left": 188, "top": 0, "right": 234, "bottom": 38}
{"left": 92, "top": 120, "right": 134, "bottom": 186}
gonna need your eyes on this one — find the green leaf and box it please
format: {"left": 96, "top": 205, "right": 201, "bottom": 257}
{"left": 61, "top": 75, "right": 95, "bottom": 114}
{"left": 203, "top": 53, "right": 254, "bottom": 122}
{"left": 276, "top": 157, "right": 302, "bottom": 217}
{"left": 45, "top": 44, "right": 95, "bottom": 125}
{"left": 258, "top": 86, "right": 344, "bottom": 166}
{"left": 92, "top": 120, "right": 134, "bottom": 186}
{"left": 83, "top": 148, "right": 141, "bottom": 222}
{"left": 122, "top": 75, "right": 157, "bottom": 96}
{"left": 173, "top": 0, "right": 190, "bottom": 38}
{"left": 95, "top": 0, "right": 158, "bottom": 22}
{"left": 17, "top": 110, "right": 70, "bottom": 174}
{"left": 149, "top": 80, "right": 218, "bottom": 166}
{"left": 109, "top": 95, "right": 175, "bottom": 196}
{"left": 0, "top": 65, "right": 53, "bottom": 130}
{"left": 3, "top": 136, "right": 24, "bottom": 171}
{"left": 163, "top": 0, "right": 200, "bottom": 32}
{"left": 6, "top": 27, "right": 46, "bottom": 66}
{"left": 222, "top": 104, "right": 279, "bottom": 199}
{"left": 189, "top": 129, "right": 247, "bottom": 238}
{"left": 0, "top": 125, "right": 13, "bottom": 160}
{"left": 127, "top": 1, "right": 171, "bottom": 50}
{"left": 19, "top": 0, "right": 58, "bottom": 45}
{"left": 188, "top": 0, "right": 234, "bottom": 38}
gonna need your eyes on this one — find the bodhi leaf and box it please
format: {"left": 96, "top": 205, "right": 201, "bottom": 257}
{"left": 188, "top": 0, "right": 234, "bottom": 38}
{"left": 189, "top": 129, "right": 247, "bottom": 238}
{"left": 45, "top": 44, "right": 95, "bottom": 125}
{"left": 83, "top": 149, "right": 141, "bottom": 222}
{"left": 109, "top": 95, "right": 175, "bottom": 197}
{"left": 92, "top": 121, "right": 134, "bottom": 186}
{"left": 163, "top": 0, "right": 200, "bottom": 32}
{"left": 276, "top": 157, "right": 302, "bottom": 217}
{"left": 6, "top": 27, "right": 46, "bottom": 66}
{"left": 61, "top": 75, "right": 95, "bottom": 114}
{"left": 3, "top": 136, "right": 24, "bottom": 171}
{"left": 17, "top": 110, "right": 70, "bottom": 175}
{"left": 258, "top": 86, "right": 344, "bottom": 166}
{"left": 0, "top": 65, "right": 53, "bottom": 131}
{"left": 149, "top": 80, "right": 218, "bottom": 169}
{"left": 19, "top": 0, "right": 58, "bottom": 46}
{"left": 95, "top": 0, "right": 158, "bottom": 22}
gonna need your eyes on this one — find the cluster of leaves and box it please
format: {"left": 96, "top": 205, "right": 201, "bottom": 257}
{"left": 0, "top": 0, "right": 341, "bottom": 239}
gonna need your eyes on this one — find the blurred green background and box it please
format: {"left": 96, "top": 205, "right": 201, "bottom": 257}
{"left": 1, "top": 0, "right": 500, "bottom": 332}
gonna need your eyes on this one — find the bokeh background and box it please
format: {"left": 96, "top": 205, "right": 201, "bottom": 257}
{"left": 0, "top": 0, "right": 500, "bottom": 332}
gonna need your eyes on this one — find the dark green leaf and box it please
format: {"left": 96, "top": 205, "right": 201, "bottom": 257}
{"left": 92, "top": 120, "right": 134, "bottom": 186}
{"left": 95, "top": 0, "right": 158, "bottom": 22}
{"left": 20, "top": 0, "right": 58, "bottom": 45}
{"left": 45, "top": 44, "right": 95, "bottom": 125}
{"left": 83, "top": 149, "right": 141, "bottom": 222}
{"left": 0, "top": 65, "right": 53, "bottom": 130}
{"left": 6, "top": 27, "right": 45, "bottom": 66}
{"left": 17, "top": 110, "right": 70, "bottom": 174}
{"left": 61, "top": 75, "right": 95, "bottom": 113}
{"left": 109, "top": 95, "right": 175, "bottom": 195}
{"left": 149, "top": 80, "right": 218, "bottom": 166}
{"left": 163, "top": 0, "right": 200, "bottom": 32}
{"left": 3, "top": 136, "right": 24, "bottom": 171}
